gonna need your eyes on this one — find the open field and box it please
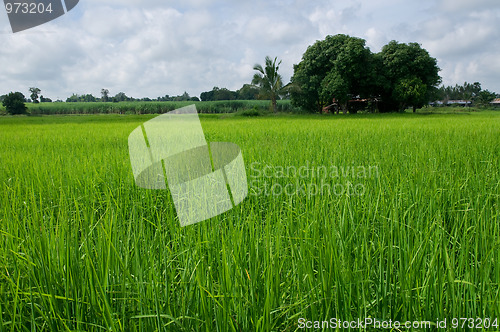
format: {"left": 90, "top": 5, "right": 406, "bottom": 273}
{"left": 0, "top": 111, "right": 499, "bottom": 331}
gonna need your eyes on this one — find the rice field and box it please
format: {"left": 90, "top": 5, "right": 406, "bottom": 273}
{"left": 0, "top": 111, "right": 499, "bottom": 331}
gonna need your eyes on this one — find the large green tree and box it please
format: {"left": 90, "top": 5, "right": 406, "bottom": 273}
{"left": 393, "top": 77, "right": 428, "bottom": 112}
{"left": 252, "top": 56, "right": 285, "bottom": 113}
{"left": 291, "top": 34, "right": 378, "bottom": 113}
{"left": 379, "top": 41, "right": 440, "bottom": 111}
{"left": 320, "top": 71, "right": 349, "bottom": 112}
{"left": 2, "top": 92, "right": 27, "bottom": 115}
{"left": 291, "top": 35, "right": 441, "bottom": 113}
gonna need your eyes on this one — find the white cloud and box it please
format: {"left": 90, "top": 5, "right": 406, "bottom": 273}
{"left": 417, "top": 3, "right": 500, "bottom": 92}
{"left": 364, "top": 27, "right": 389, "bottom": 52}
{"left": 421, "top": 12, "right": 499, "bottom": 59}
{"left": 0, "top": 0, "right": 499, "bottom": 100}
{"left": 308, "top": 6, "right": 354, "bottom": 37}
{"left": 440, "top": 0, "right": 499, "bottom": 12}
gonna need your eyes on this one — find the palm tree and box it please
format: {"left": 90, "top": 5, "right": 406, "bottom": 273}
{"left": 252, "top": 56, "right": 285, "bottom": 113}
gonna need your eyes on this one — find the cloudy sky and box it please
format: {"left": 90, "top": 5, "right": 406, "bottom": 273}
{"left": 0, "top": 0, "right": 499, "bottom": 100}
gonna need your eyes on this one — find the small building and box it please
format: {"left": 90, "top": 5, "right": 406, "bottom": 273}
{"left": 490, "top": 98, "right": 500, "bottom": 107}
{"left": 430, "top": 100, "right": 472, "bottom": 107}
{"left": 323, "top": 97, "right": 379, "bottom": 114}
{"left": 447, "top": 100, "right": 472, "bottom": 106}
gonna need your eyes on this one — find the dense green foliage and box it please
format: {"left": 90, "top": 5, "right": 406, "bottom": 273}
{"left": 1, "top": 112, "right": 499, "bottom": 330}
{"left": 236, "top": 84, "right": 260, "bottom": 101}
{"left": 291, "top": 34, "right": 441, "bottom": 113}
{"left": 438, "top": 82, "right": 482, "bottom": 102}
{"left": 199, "top": 87, "right": 238, "bottom": 101}
{"left": 393, "top": 77, "right": 428, "bottom": 113}
{"left": 67, "top": 93, "right": 100, "bottom": 103}
{"left": 291, "top": 35, "right": 376, "bottom": 113}
{"left": 199, "top": 85, "right": 262, "bottom": 102}
{"left": 379, "top": 41, "right": 441, "bottom": 111}
{"left": 476, "top": 90, "right": 498, "bottom": 106}
{"left": 436, "top": 82, "right": 498, "bottom": 106}
{"left": 1, "top": 91, "right": 27, "bottom": 115}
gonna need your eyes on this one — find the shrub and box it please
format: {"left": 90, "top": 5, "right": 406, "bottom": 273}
{"left": 239, "top": 107, "right": 263, "bottom": 117}
{"left": 2, "top": 92, "right": 27, "bottom": 115}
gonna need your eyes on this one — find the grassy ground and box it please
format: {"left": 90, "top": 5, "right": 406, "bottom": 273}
{"left": 0, "top": 111, "right": 499, "bottom": 331}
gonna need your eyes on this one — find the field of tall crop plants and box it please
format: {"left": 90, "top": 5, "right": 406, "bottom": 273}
{"left": 8, "top": 100, "right": 300, "bottom": 116}
{"left": 0, "top": 110, "right": 499, "bottom": 331}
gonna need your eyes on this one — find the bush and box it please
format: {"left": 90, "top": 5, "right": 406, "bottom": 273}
{"left": 238, "top": 107, "right": 263, "bottom": 117}
{"left": 2, "top": 92, "right": 27, "bottom": 115}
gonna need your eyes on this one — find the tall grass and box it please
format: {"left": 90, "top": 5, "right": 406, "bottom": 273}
{"left": 0, "top": 112, "right": 499, "bottom": 331}
{"left": 21, "top": 100, "right": 300, "bottom": 116}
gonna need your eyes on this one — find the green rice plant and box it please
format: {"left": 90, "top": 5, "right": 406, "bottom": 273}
{"left": 0, "top": 111, "right": 499, "bottom": 331}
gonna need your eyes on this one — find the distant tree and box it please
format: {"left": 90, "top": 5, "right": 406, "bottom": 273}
{"left": 216, "top": 88, "right": 237, "bottom": 100}
{"left": 40, "top": 95, "right": 52, "bottom": 103}
{"left": 476, "top": 90, "right": 497, "bottom": 107}
{"left": 2, "top": 92, "right": 27, "bottom": 114}
{"left": 66, "top": 94, "right": 80, "bottom": 102}
{"left": 200, "top": 90, "right": 214, "bottom": 101}
{"left": 174, "top": 91, "right": 191, "bottom": 101}
{"left": 237, "top": 84, "right": 259, "bottom": 100}
{"left": 101, "top": 89, "right": 109, "bottom": 102}
{"left": 82, "top": 94, "right": 97, "bottom": 102}
{"left": 200, "top": 87, "right": 238, "bottom": 101}
{"left": 157, "top": 95, "right": 172, "bottom": 101}
{"left": 66, "top": 93, "right": 97, "bottom": 102}
{"left": 461, "top": 82, "right": 481, "bottom": 105}
{"left": 437, "top": 82, "right": 487, "bottom": 106}
{"left": 29, "top": 87, "right": 41, "bottom": 104}
{"left": 113, "top": 92, "right": 130, "bottom": 102}
{"left": 252, "top": 56, "right": 286, "bottom": 113}
{"left": 190, "top": 96, "right": 200, "bottom": 102}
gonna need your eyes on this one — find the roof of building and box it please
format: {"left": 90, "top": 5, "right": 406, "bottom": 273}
{"left": 447, "top": 100, "right": 472, "bottom": 104}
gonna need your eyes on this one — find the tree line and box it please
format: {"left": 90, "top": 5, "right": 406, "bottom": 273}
{"left": 435, "top": 82, "right": 498, "bottom": 107}
{"left": 2, "top": 34, "right": 498, "bottom": 115}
